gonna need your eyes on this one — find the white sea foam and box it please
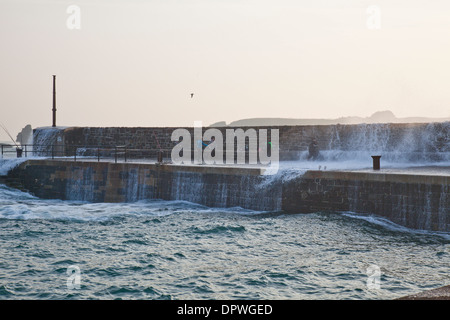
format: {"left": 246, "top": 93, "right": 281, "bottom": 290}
{"left": 342, "top": 212, "right": 450, "bottom": 240}
{"left": 0, "top": 181, "right": 266, "bottom": 222}
{"left": 0, "top": 158, "right": 34, "bottom": 176}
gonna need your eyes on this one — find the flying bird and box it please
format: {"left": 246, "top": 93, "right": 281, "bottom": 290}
{"left": 190, "top": 93, "right": 194, "bottom": 98}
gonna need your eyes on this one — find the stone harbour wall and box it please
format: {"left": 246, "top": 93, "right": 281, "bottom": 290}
{"left": 5, "top": 159, "right": 449, "bottom": 232}
{"left": 34, "top": 122, "right": 450, "bottom": 162}
{"left": 7, "top": 159, "right": 281, "bottom": 211}
{"left": 282, "top": 170, "right": 449, "bottom": 232}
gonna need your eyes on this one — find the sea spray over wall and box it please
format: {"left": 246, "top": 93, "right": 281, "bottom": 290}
{"left": 168, "top": 171, "right": 282, "bottom": 211}
{"left": 32, "top": 127, "right": 66, "bottom": 156}
{"left": 0, "top": 158, "right": 31, "bottom": 176}
{"left": 303, "top": 122, "right": 450, "bottom": 164}
{"left": 65, "top": 166, "right": 95, "bottom": 202}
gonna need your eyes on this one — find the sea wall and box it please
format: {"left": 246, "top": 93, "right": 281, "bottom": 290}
{"left": 6, "top": 160, "right": 281, "bottom": 211}
{"left": 5, "top": 159, "right": 449, "bottom": 232}
{"left": 282, "top": 170, "right": 449, "bottom": 232}
{"left": 33, "top": 122, "right": 450, "bottom": 162}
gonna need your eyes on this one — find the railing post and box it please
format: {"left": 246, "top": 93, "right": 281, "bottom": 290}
{"left": 157, "top": 150, "right": 163, "bottom": 163}
{"left": 98, "top": 147, "right": 100, "bottom": 162}
{"left": 1, "top": 145, "right": 3, "bottom": 158}
{"left": 52, "top": 145, "right": 54, "bottom": 159}
{"left": 115, "top": 146, "right": 117, "bottom": 163}
{"left": 74, "top": 148, "right": 77, "bottom": 162}
{"left": 24, "top": 145, "right": 27, "bottom": 157}
{"left": 124, "top": 147, "right": 127, "bottom": 163}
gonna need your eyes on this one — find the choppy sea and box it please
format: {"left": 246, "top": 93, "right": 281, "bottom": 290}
{"left": 0, "top": 181, "right": 448, "bottom": 300}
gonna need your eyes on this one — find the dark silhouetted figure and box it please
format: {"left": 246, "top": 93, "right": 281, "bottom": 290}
{"left": 191, "top": 93, "right": 194, "bottom": 98}
{"left": 308, "top": 139, "right": 320, "bottom": 160}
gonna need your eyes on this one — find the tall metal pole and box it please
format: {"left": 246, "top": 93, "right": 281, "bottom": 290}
{"left": 52, "top": 75, "right": 56, "bottom": 127}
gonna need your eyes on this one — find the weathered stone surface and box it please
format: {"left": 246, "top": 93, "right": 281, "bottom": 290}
{"left": 281, "top": 170, "right": 449, "bottom": 232}
{"left": 5, "top": 160, "right": 449, "bottom": 232}
{"left": 33, "top": 121, "right": 450, "bottom": 162}
{"left": 7, "top": 160, "right": 280, "bottom": 211}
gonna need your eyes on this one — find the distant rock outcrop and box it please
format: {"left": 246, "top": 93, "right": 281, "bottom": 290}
{"left": 16, "top": 124, "right": 33, "bottom": 145}
{"left": 209, "top": 110, "right": 450, "bottom": 127}
{"left": 368, "top": 110, "right": 396, "bottom": 122}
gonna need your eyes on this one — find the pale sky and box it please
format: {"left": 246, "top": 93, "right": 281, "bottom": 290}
{"left": 1, "top": 0, "right": 450, "bottom": 142}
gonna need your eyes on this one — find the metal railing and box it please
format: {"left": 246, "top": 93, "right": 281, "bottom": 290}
{"left": 1, "top": 143, "right": 267, "bottom": 164}
{"left": 1, "top": 144, "right": 33, "bottom": 158}
{"left": 0, "top": 144, "right": 172, "bottom": 163}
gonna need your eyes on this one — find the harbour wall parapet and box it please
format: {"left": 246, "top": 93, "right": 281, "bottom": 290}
{"left": 32, "top": 122, "right": 450, "bottom": 163}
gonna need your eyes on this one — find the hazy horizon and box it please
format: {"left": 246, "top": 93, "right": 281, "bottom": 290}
{"left": 1, "top": 0, "right": 450, "bottom": 141}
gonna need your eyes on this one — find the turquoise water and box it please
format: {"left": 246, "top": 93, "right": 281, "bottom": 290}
{"left": 0, "top": 183, "right": 448, "bottom": 300}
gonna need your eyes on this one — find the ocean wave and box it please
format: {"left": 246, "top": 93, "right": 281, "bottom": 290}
{"left": 0, "top": 158, "right": 34, "bottom": 176}
{"left": 0, "top": 183, "right": 267, "bottom": 222}
{"left": 341, "top": 212, "right": 450, "bottom": 241}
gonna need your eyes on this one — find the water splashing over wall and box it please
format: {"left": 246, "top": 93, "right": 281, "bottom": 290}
{"left": 0, "top": 158, "right": 31, "bottom": 176}
{"left": 32, "top": 127, "right": 67, "bottom": 156}
{"left": 311, "top": 122, "right": 450, "bottom": 164}
{"left": 65, "top": 166, "right": 95, "bottom": 202}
